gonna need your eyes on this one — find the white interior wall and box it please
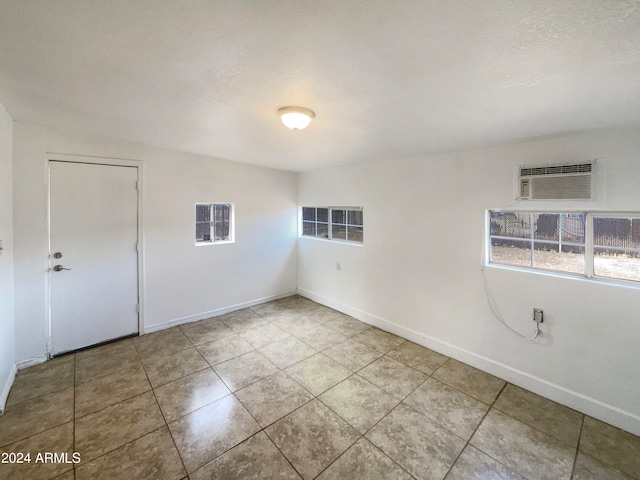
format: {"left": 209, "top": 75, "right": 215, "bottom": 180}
{"left": 297, "top": 128, "right": 640, "bottom": 436}
{"left": 0, "top": 102, "right": 16, "bottom": 413}
{"left": 13, "top": 122, "right": 47, "bottom": 366}
{"left": 12, "top": 124, "right": 298, "bottom": 365}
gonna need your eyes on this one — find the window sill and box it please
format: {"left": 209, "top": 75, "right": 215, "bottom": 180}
{"left": 484, "top": 263, "right": 640, "bottom": 290}
{"left": 195, "top": 240, "right": 235, "bottom": 246}
{"left": 299, "top": 235, "right": 363, "bottom": 247}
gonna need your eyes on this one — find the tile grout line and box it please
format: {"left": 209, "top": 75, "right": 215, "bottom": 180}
{"left": 271, "top": 332, "right": 440, "bottom": 478}
{"left": 427, "top": 359, "right": 565, "bottom": 440}
{"left": 185, "top": 335, "right": 318, "bottom": 479}
{"left": 74, "top": 345, "right": 172, "bottom": 473}
{"left": 313, "top": 378, "right": 417, "bottom": 480}
{"left": 263, "top": 370, "right": 361, "bottom": 480}
{"left": 440, "top": 381, "right": 510, "bottom": 480}
{"left": 491, "top": 400, "right": 585, "bottom": 451}
{"left": 143, "top": 360, "right": 191, "bottom": 479}
{"left": 228, "top": 326, "right": 370, "bottom": 480}
{"left": 144, "top": 332, "right": 309, "bottom": 477}
{"left": 429, "top": 360, "right": 587, "bottom": 454}
{"left": 254, "top": 412, "right": 306, "bottom": 479}
{"left": 569, "top": 415, "right": 586, "bottom": 479}
{"left": 316, "top": 360, "right": 444, "bottom": 480}
{"left": 473, "top": 385, "right": 585, "bottom": 480}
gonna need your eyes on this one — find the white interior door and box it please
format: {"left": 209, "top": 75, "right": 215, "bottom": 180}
{"left": 49, "top": 161, "right": 139, "bottom": 355}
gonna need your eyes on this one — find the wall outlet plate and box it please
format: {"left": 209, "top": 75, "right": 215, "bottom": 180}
{"left": 533, "top": 308, "right": 544, "bottom": 323}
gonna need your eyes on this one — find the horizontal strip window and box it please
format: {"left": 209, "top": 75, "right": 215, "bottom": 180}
{"left": 302, "top": 206, "right": 363, "bottom": 244}
{"left": 488, "top": 211, "right": 640, "bottom": 283}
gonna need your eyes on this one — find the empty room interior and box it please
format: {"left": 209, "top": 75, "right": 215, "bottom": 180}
{"left": 1, "top": 1, "right": 640, "bottom": 480}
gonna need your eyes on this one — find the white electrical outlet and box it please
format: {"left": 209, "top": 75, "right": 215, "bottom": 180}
{"left": 336, "top": 262, "right": 341, "bottom": 271}
{"left": 533, "top": 308, "right": 544, "bottom": 323}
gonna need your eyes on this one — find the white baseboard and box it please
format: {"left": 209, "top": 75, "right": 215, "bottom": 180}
{"left": 142, "top": 291, "right": 298, "bottom": 334}
{"left": 0, "top": 363, "right": 17, "bottom": 415}
{"left": 299, "top": 288, "right": 425, "bottom": 345}
{"left": 17, "top": 356, "right": 48, "bottom": 370}
{"left": 419, "top": 334, "right": 640, "bottom": 437}
{"left": 297, "top": 287, "right": 640, "bottom": 437}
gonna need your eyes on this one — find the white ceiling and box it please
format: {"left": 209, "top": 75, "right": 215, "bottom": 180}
{"left": 1, "top": 1, "right": 639, "bottom": 172}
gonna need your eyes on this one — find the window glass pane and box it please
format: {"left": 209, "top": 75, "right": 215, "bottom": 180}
{"left": 317, "top": 208, "right": 329, "bottom": 223}
{"left": 316, "top": 223, "right": 329, "bottom": 238}
{"left": 332, "top": 224, "right": 347, "bottom": 240}
{"left": 332, "top": 209, "right": 346, "bottom": 225}
{"left": 533, "top": 242, "right": 584, "bottom": 274}
{"left": 593, "top": 217, "right": 640, "bottom": 281}
{"left": 489, "top": 212, "right": 531, "bottom": 239}
{"left": 302, "top": 221, "right": 315, "bottom": 236}
{"left": 561, "top": 214, "right": 585, "bottom": 244}
{"left": 348, "top": 226, "right": 363, "bottom": 242}
{"left": 594, "top": 217, "right": 636, "bottom": 247}
{"left": 534, "top": 213, "right": 559, "bottom": 241}
{"left": 195, "top": 222, "right": 211, "bottom": 242}
{"left": 530, "top": 213, "right": 585, "bottom": 274}
{"left": 302, "top": 207, "right": 315, "bottom": 222}
{"left": 196, "top": 204, "right": 211, "bottom": 222}
{"left": 490, "top": 238, "right": 531, "bottom": 267}
{"left": 594, "top": 249, "right": 640, "bottom": 282}
{"left": 348, "top": 210, "right": 363, "bottom": 226}
{"left": 213, "top": 204, "right": 230, "bottom": 241}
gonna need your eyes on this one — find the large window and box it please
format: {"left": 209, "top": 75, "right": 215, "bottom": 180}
{"left": 302, "top": 207, "right": 363, "bottom": 243}
{"left": 195, "top": 203, "right": 233, "bottom": 244}
{"left": 488, "top": 211, "right": 640, "bottom": 283}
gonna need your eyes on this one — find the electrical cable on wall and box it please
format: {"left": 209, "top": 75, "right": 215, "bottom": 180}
{"left": 480, "top": 215, "right": 540, "bottom": 341}
{"left": 481, "top": 268, "right": 539, "bottom": 341}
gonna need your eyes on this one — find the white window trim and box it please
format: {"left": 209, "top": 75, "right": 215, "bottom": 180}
{"left": 195, "top": 202, "right": 235, "bottom": 246}
{"left": 485, "top": 210, "right": 640, "bottom": 288}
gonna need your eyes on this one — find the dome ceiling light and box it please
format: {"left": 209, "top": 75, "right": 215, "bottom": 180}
{"left": 278, "top": 106, "right": 315, "bottom": 130}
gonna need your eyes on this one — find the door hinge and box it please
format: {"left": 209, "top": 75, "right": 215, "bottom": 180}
{"left": 135, "top": 180, "right": 139, "bottom": 190}
{"left": 135, "top": 304, "right": 140, "bottom": 314}
{"left": 135, "top": 242, "right": 139, "bottom": 252}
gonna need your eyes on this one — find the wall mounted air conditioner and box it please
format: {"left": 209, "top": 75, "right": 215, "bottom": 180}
{"left": 519, "top": 162, "right": 593, "bottom": 200}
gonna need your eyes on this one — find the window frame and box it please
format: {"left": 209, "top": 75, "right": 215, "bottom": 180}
{"left": 486, "top": 210, "right": 640, "bottom": 286}
{"left": 301, "top": 206, "right": 364, "bottom": 245}
{"left": 195, "top": 202, "right": 235, "bottom": 245}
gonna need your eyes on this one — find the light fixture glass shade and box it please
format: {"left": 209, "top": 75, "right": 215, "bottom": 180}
{"left": 278, "top": 106, "right": 315, "bottom": 130}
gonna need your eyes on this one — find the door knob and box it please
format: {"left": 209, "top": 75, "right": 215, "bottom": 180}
{"left": 53, "top": 265, "right": 72, "bottom": 272}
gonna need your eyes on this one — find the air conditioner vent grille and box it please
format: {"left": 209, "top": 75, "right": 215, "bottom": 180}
{"left": 518, "top": 162, "right": 593, "bottom": 200}
{"left": 520, "top": 163, "right": 592, "bottom": 177}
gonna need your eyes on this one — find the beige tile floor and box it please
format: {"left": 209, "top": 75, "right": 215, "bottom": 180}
{"left": 1, "top": 295, "right": 639, "bottom": 480}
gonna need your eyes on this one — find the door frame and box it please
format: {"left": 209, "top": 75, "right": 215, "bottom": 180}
{"left": 46, "top": 153, "right": 144, "bottom": 357}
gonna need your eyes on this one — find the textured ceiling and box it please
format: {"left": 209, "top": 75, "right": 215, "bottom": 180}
{"left": 1, "top": 1, "right": 639, "bottom": 171}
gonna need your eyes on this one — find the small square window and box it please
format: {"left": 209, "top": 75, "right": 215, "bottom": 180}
{"left": 195, "top": 203, "right": 234, "bottom": 244}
